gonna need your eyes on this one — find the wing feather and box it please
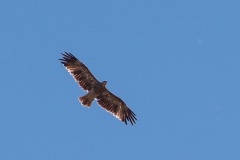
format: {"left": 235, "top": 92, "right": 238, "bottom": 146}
{"left": 97, "top": 89, "right": 137, "bottom": 125}
{"left": 59, "top": 52, "right": 100, "bottom": 91}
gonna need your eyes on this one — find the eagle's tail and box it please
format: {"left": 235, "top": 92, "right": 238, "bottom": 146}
{"left": 79, "top": 94, "right": 94, "bottom": 107}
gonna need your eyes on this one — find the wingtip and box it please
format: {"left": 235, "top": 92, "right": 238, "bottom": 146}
{"left": 59, "top": 52, "right": 77, "bottom": 63}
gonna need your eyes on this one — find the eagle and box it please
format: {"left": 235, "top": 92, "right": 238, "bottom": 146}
{"left": 59, "top": 52, "right": 137, "bottom": 125}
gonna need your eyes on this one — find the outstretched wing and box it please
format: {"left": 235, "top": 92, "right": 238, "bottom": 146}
{"left": 97, "top": 89, "right": 137, "bottom": 125}
{"left": 59, "top": 52, "right": 100, "bottom": 91}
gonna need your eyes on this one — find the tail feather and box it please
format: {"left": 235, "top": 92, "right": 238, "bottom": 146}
{"left": 79, "top": 94, "right": 94, "bottom": 107}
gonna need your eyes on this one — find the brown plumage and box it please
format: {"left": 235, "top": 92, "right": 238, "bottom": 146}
{"left": 59, "top": 52, "right": 137, "bottom": 125}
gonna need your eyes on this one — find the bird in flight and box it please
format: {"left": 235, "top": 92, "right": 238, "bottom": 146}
{"left": 59, "top": 52, "right": 137, "bottom": 125}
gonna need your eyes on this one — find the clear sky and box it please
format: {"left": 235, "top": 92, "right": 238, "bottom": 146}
{"left": 1, "top": 0, "right": 240, "bottom": 160}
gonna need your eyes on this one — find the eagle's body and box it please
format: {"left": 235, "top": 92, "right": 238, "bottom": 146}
{"left": 59, "top": 52, "right": 137, "bottom": 125}
{"left": 79, "top": 81, "right": 107, "bottom": 107}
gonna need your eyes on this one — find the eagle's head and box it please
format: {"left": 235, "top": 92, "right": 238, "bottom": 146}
{"left": 101, "top": 81, "right": 107, "bottom": 87}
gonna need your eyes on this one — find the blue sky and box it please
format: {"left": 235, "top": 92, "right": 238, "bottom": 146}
{"left": 1, "top": 0, "right": 240, "bottom": 159}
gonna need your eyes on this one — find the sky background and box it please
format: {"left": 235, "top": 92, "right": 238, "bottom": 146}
{"left": 1, "top": 0, "right": 240, "bottom": 159}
